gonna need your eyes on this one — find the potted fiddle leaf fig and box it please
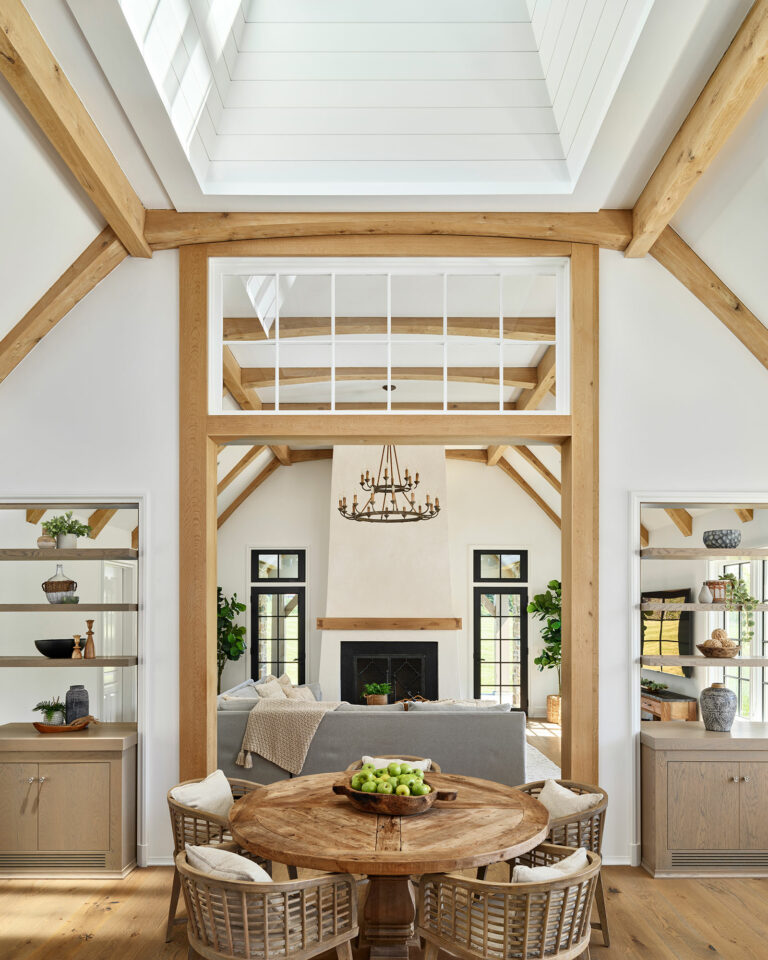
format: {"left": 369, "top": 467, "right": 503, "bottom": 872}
{"left": 362, "top": 682, "right": 392, "bottom": 706}
{"left": 529, "top": 579, "right": 562, "bottom": 724}
{"left": 41, "top": 512, "right": 91, "bottom": 549}
{"left": 217, "top": 587, "right": 247, "bottom": 694}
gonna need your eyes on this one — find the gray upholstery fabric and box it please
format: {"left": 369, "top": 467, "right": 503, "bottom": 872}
{"left": 336, "top": 702, "right": 406, "bottom": 712}
{"left": 407, "top": 701, "right": 513, "bottom": 713}
{"left": 217, "top": 707, "right": 526, "bottom": 786}
{"left": 306, "top": 681, "right": 323, "bottom": 700}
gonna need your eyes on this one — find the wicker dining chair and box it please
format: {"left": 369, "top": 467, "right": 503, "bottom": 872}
{"left": 419, "top": 843, "right": 601, "bottom": 960}
{"left": 176, "top": 847, "right": 358, "bottom": 960}
{"left": 344, "top": 754, "right": 442, "bottom": 773}
{"left": 167, "top": 777, "right": 297, "bottom": 943}
{"left": 514, "top": 780, "right": 609, "bottom": 948}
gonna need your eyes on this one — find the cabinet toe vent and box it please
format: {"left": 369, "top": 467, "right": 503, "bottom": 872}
{"left": 671, "top": 851, "right": 768, "bottom": 868}
{"left": 0, "top": 853, "right": 107, "bottom": 868}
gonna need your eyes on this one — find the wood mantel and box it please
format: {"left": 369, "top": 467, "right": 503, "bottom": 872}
{"left": 316, "top": 617, "right": 462, "bottom": 630}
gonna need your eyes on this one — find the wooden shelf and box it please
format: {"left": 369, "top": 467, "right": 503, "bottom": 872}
{"left": 640, "top": 602, "right": 768, "bottom": 612}
{"left": 0, "top": 548, "right": 137, "bottom": 561}
{"left": 0, "top": 656, "right": 137, "bottom": 667}
{"left": 0, "top": 604, "right": 138, "bottom": 612}
{"left": 641, "top": 655, "right": 768, "bottom": 668}
{"left": 316, "top": 617, "right": 462, "bottom": 630}
{"left": 641, "top": 547, "right": 768, "bottom": 559}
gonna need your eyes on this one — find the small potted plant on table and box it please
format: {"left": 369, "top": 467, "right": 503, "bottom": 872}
{"left": 362, "top": 682, "right": 392, "bottom": 706}
{"left": 33, "top": 697, "right": 66, "bottom": 726}
{"left": 529, "top": 579, "right": 562, "bottom": 725}
{"left": 41, "top": 512, "right": 91, "bottom": 549}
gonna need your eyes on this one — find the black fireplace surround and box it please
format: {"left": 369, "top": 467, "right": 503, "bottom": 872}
{"left": 340, "top": 641, "right": 438, "bottom": 704}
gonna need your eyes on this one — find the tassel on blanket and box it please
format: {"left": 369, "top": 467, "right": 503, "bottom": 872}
{"left": 236, "top": 749, "right": 249, "bottom": 767}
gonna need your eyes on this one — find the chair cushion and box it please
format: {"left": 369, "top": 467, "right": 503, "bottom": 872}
{"left": 186, "top": 843, "right": 272, "bottom": 882}
{"left": 537, "top": 779, "right": 603, "bottom": 819}
{"left": 511, "top": 846, "right": 588, "bottom": 883}
{"left": 170, "top": 770, "right": 234, "bottom": 819}
{"left": 362, "top": 755, "right": 431, "bottom": 771}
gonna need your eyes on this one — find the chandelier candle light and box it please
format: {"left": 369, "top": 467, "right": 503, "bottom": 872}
{"left": 339, "top": 445, "right": 440, "bottom": 523}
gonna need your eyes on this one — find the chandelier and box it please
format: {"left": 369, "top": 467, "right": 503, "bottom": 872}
{"left": 338, "top": 445, "right": 440, "bottom": 523}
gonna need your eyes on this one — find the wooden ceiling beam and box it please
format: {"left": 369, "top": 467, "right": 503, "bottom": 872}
{"left": 0, "top": 0, "right": 150, "bottom": 257}
{"left": 640, "top": 524, "right": 650, "bottom": 549}
{"left": 651, "top": 227, "right": 768, "bottom": 371}
{"left": 626, "top": 0, "right": 768, "bottom": 257}
{"left": 0, "top": 228, "right": 127, "bottom": 385}
{"left": 223, "top": 316, "right": 556, "bottom": 342}
{"left": 516, "top": 347, "right": 557, "bottom": 411}
{"left": 25, "top": 509, "right": 45, "bottom": 525}
{"left": 241, "top": 366, "right": 537, "bottom": 389}
{"left": 269, "top": 445, "right": 292, "bottom": 465}
{"left": 665, "top": 508, "right": 693, "bottom": 537}
{"left": 486, "top": 445, "right": 508, "bottom": 466}
{"left": 735, "top": 508, "right": 755, "bottom": 523}
{"left": 496, "top": 457, "right": 561, "bottom": 528}
{"left": 144, "top": 209, "right": 632, "bottom": 251}
{"left": 223, "top": 346, "right": 263, "bottom": 410}
{"left": 514, "top": 446, "right": 561, "bottom": 493}
{"left": 446, "top": 449, "right": 488, "bottom": 463}
{"left": 217, "top": 445, "right": 268, "bottom": 495}
{"left": 288, "top": 449, "right": 334, "bottom": 462}
{"left": 87, "top": 508, "right": 117, "bottom": 539}
{"left": 131, "top": 526, "right": 139, "bottom": 550}
{"left": 218, "top": 457, "right": 281, "bottom": 528}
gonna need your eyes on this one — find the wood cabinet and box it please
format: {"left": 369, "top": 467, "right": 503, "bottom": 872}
{"left": 642, "top": 722, "right": 768, "bottom": 876}
{"left": 0, "top": 723, "right": 136, "bottom": 877}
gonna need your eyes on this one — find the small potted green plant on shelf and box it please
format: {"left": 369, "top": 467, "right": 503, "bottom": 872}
{"left": 529, "top": 579, "right": 562, "bottom": 724}
{"left": 33, "top": 697, "right": 66, "bottom": 726}
{"left": 217, "top": 587, "right": 247, "bottom": 694}
{"left": 41, "top": 511, "right": 91, "bottom": 549}
{"left": 362, "top": 682, "right": 392, "bottom": 706}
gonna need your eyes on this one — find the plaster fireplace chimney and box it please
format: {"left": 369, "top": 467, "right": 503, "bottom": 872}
{"left": 318, "top": 445, "right": 463, "bottom": 700}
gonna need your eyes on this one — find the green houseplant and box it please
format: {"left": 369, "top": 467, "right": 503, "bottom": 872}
{"left": 362, "top": 681, "right": 392, "bottom": 705}
{"left": 721, "top": 572, "right": 759, "bottom": 647}
{"left": 528, "top": 579, "right": 562, "bottom": 724}
{"left": 41, "top": 511, "right": 91, "bottom": 548}
{"left": 33, "top": 697, "right": 66, "bottom": 725}
{"left": 217, "top": 587, "right": 247, "bottom": 693}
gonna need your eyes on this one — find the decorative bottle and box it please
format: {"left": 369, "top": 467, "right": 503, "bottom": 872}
{"left": 698, "top": 583, "right": 713, "bottom": 604}
{"left": 65, "top": 685, "right": 89, "bottom": 724}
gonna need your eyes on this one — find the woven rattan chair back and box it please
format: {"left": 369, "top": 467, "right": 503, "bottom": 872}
{"left": 176, "top": 849, "right": 358, "bottom": 960}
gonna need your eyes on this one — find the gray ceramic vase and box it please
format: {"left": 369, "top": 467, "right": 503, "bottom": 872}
{"left": 65, "top": 684, "right": 89, "bottom": 724}
{"left": 700, "top": 682, "right": 737, "bottom": 732}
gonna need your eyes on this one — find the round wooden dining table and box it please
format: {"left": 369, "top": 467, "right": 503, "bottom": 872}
{"left": 230, "top": 770, "right": 549, "bottom": 959}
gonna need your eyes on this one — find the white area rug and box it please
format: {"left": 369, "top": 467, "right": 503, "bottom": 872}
{"left": 526, "top": 742, "right": 561, "bottom": 781}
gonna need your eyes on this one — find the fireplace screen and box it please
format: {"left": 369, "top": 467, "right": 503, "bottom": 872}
{"left": 340, "top": 642, "right": 438, "bottom": 703}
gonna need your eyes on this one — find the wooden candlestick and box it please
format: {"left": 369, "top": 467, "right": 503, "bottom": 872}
{"left": 84, "top": 620, "right": 95, "bottom": 659}
{"left": 71, "top": 635, "right": 83, "bottom": 659}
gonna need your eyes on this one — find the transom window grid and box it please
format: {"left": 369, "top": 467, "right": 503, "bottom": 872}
{"left": 474, "top": 549, "right": 528, "bottom": 583}
{"left": 249, "top": 549, "right": 307, "bottom": 685}
{"left": 209, "top": 257, "right": 569, "bottom": 415}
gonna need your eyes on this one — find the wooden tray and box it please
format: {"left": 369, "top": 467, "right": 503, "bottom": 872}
{"left": 33, "top": 715, "right": 95, "bottom": 734}
{"left": 332, "top": 779, "right": 456, "bottom": 817}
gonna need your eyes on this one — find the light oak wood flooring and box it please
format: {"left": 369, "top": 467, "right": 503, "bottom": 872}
{"left": 2, "top": 863, "right": 766, "bottom": 959}
{"left": 526, "top": 717, "right": 562, "bottom": 767}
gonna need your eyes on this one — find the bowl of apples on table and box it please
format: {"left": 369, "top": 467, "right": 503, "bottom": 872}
{"left": 333, "top": 759, "right": 457, "bottom": 816}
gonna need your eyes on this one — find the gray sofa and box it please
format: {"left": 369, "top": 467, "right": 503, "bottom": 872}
{"left": 217, "top": 685, "right": 527, "bottom": 786}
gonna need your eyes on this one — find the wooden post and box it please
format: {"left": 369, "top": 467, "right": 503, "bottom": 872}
{"left": 179, "top": 245, "right": 218, "bottom": 780}
{"left": 561, "top": 244, "right": 599, "bottom": 785}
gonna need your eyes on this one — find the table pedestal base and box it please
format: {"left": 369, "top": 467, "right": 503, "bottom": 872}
{"left": 363, "top": 876, "right": 416, "bottom": 959}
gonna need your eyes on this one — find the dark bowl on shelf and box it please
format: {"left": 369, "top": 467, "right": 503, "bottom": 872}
{"left": 35, "top": 638, "right": 81, "bottom": 659}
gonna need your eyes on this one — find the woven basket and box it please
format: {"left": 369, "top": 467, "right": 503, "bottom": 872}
{"left": 547, "top": 694, "right": 562, "bottom": 725}
{"left": 697, "top": 642, "right": 740, "bottom": 659}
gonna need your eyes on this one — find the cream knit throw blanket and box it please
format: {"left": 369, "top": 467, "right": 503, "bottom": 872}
{"left": 236, "top": 698, "right": 342, "bottom": 775}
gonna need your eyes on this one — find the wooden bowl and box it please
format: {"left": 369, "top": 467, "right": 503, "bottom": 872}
{"left": 696, "top": 643, "right": 740, "bottom": 659}
{"left": 332, "top": 779, "right": 456, "bottom": 817}
{"left": 33, "top": 716, "right": 94, "bottom": 734}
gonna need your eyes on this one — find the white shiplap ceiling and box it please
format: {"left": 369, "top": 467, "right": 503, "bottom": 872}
{"left": 67, "top": 0, "right": 653, "bottom": 201}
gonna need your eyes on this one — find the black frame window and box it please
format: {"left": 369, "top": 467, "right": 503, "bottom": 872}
{"left": 251, "top": 550, "right": 305, "bottom": 583}
{"left": 473, "top": 549, "right": 528, "bottom": 583}
{"left": 250, "top": 586, "right": 305, "bottom": 685}
{"left": 473, "top": 586, "right": 528, "bottom": 709}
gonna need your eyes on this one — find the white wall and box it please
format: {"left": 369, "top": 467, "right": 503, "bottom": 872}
{"left": 600, "top": 249, "right": 768, "bottom": 863}
{"left": 0, "top": 250, "right": 179, "bottom": 865}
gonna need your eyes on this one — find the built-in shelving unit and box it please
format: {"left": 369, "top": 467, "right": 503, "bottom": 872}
{"left": 0, "top": 603, "right": 138, "bottom": 612}
{"left": 641, "top": 655, "right": 768, "bottom": 668}
{"left": 0, "top": 656, "right": 138, "bottom": 667}
{"left": 0, "top": 548, "right": 138, "bottom": 561}
{"left": 640, "top": 601, "right": 768, "bottom": 612}
{"left": 641, "top": 547, "right": 768, "bottom": 559}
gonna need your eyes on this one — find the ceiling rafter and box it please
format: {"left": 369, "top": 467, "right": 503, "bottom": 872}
{"left": 486, "top": 445, "right": 508, "bottom": 466}
{"left": 269, "top": 445, "right": 292, "bottom": 465}
{"left": 735, "top": 508, "right": 754, "bottom": 523}
{"left": 217, "top": 457, "right": 282, "bottom": 528}
{"left": 223, "top": 346, "right": 262, "bottom": 410}
{"left": 87, "top": 508, "right": 117, "bottom": 539}
{"left": 640, "top": 524, "right": 649, "bottom": 549}
{"left": 665, "top": 508, "right": 693, "bottom": 537}
{"left": 0, "top": 0, "right": 150, "bottom": 257}
{"left": 217, "top": 445, "right": 268, "bottom": 495}
{"left": 496, "top": 456, "right": 561, "bottom": 529}
{"left": 626, "top": 0, "right": 768, "bottom": 257}
{"left": 515, "top": 346, "right": 556, "bottom": 411}
{"left": 650, "top": 227, "right": 768, "bottom": 371}
{"left": 241, "top": 366, "right": 538, "bottom": 389}
{"left": 0, "top": 228, "right": 127, "bottom": 386}
{"left": 513, "top": 446, "right": 561, "bottom": 493}
{"left": 25, "top": 509, "right": 45, "bottom": 525}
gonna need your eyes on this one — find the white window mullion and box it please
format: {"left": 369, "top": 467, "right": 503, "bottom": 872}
{"left": 442, "top": 272, "right": 448, "bottom": 412}
{"left": 386, "top": 273, "right": 392, "bottom": 412}
{"left": 274, "top": 273, "right": 280, "bottom": 413}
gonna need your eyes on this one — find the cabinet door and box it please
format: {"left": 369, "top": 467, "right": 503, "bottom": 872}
{"left": 0, "top": 763, "right": 38, "bottom": 851}
{"left": 37, "top": 762, "right": 110, "bottom": 851}
{"left": 739, "top": 763, "right": 768, "bottom": 849}
{"left": 667, "top": 761, "right": 740, "bottom": 850}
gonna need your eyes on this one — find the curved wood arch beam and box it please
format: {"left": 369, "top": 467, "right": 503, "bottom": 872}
{"left": 626, "top": 0, "right": 768, "bottom": 257}
{"left": 144, "top": 209, "right": 632, "bottom": 251}
{"left": 241, "top": 366, "right": 537, "bottom": 389}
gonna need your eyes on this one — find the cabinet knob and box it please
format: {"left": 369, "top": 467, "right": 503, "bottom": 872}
{"left": 38, "top": 776, "right": 47, "bottom": 783}
{"left": 730, "top": 776, "right": 739, "bottom": 782}
{"left": 26, "top": 777, "right": 35, "bottom": 784}
{"left": 742, "top": 776, "right": 751, "bottom": 783}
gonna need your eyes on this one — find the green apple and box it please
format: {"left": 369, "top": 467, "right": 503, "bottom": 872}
{"left": 361, "top": 763, "right": 376, "bottom": 771}
{"left": 387, "top": 763, "right": 402, "bottom": 777}
{"left": 376, "top": 781, "right": 394, "bottom": 795}
{"left": 351, "top": 773, "right": 365, "bottom": 790}
{"left": 374, "top": 767, "right": 389, "bottom": 778}
{"left": 399, "top": 762, "right": 413, "bottom": 775}
{"left": 398, "top": 774, "right": 416, "bottom": 787}
{"left": 412, "top": 782, "right": 431, "bottom": 796}
{"left": 395, "top": 784, "right": 411, "bottom": 797}
{"left": 360, "top": 780, "right": 377, "bottom": 793}
{"left": 413, "top": 768, "right": 424, "bottom": 779}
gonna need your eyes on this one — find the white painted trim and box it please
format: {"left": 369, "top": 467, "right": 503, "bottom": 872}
{"left": 629, "top": 491, "right": 768, "bottom": 870}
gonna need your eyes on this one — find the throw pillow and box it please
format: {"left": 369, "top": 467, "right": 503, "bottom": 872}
{"left": 255, "top": 677, "right": 288, "bottom": 699}
{"left": 170, "top": 769, "right": 234, "bottom": 818}
{"left": 537, "top": 779, "right": 603, "bottom": 820}
{"left": 362, "top": 755, "right": 431, "bottom": 771}
{"left": 276, "top": 673, "right": 293, "bottom": 693}
{"left": 512, "top": 846, "right": 588, "bottom": 883}
{"left": 186, "top": 843, "right": 272, "bottom": 883}
{"left": 286, "top": 685, "right": 317, "bottom": 701}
